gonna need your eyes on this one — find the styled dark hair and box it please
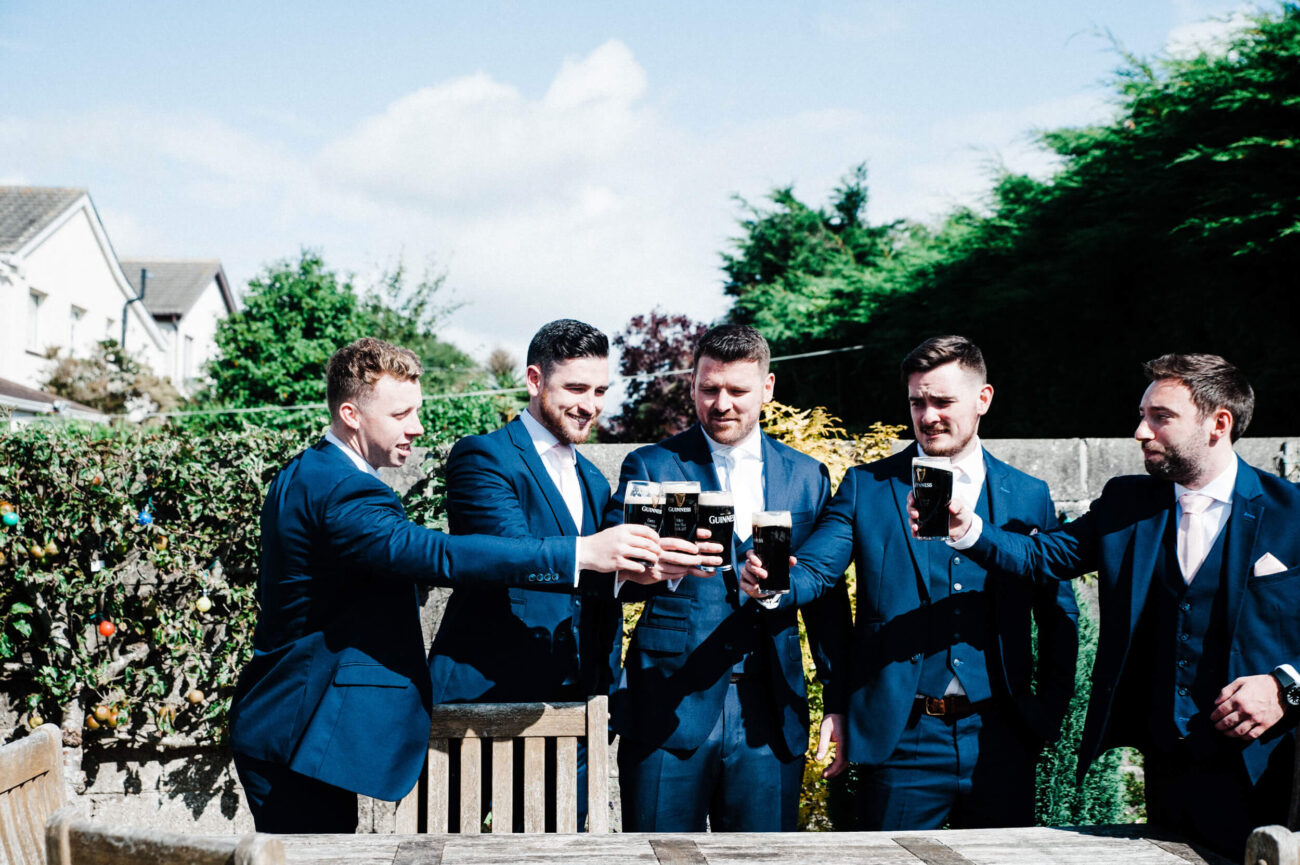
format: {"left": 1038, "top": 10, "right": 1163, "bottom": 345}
{"left": 1143, "top": 353, "right": 1254, "bottom": 441}
{"left": 900, "top": 335, "right": 987, "bottom": 386}
{"left": 326, "top": 337, "right": 423, "bottom": 418}
{"left": 692, "top": 324, "right": 770, "bottom": 373}
{"left": 526, "top": 319, "right": 608, "bottom": 375}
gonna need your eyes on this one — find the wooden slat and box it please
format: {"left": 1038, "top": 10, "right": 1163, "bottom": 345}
{"left": 426, "top": 739, "right": 450, "bottom": 834}
{"left": 0, "top": 725, "right": 62, "bottom": 793}
{"left": 394, "top": 768, "right": 418, "bottom": 834}
{"left": 428, "top": 702, "right": 588, "bottom": 739}
{"left": 490, "top": 739, "right": 513, "bottom": 834}
{"left": 459, "top": 737, "right": 482, "bottom": 834}
{"left": 586, "top": 695, "right": 610, "bottom": 833}
{"left": 650, "top": 837, "right": 709, "bottom": 865}
{"left": 522, "top": 738, "right": 546, "bottom": 833}
{"left": 392, "top": 837, "right": 445, "bottom": 865}
{"left": 893, "top": 836, "right": 975, "bottom": 865}
{"left": 45, "top": 806, "right": 286, "bottom": 865}
{"left": 555, "top": 737, "right": 577, "bottom": 833}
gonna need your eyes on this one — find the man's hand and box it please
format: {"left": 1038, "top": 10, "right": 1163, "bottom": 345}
{"left": 816, "top": 713, "right": 848, "bottom": 779}
{"left": 906, "top": 490, "right": 973, "bottom": 542}
{"left": 1211, "top": 675, "right": 1286, "bottom": 739}
{"left": 578, "top": 524, "right": 661, "bottom": 574}
{"left": 738, "top": 551, "right": 797, "bottom": 601}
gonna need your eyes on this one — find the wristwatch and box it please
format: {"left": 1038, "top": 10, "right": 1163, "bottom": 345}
{"left": 1270, "top": 665, "right": 1300, "bottom": 708}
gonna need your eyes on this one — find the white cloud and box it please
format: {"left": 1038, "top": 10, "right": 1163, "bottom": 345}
{"left": 1166, "top": 2, "right": 1254, "bottom": 59}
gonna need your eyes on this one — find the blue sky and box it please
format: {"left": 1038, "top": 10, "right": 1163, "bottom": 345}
{"left": 0, "top": 1, "right": 1262, "bottom": 370}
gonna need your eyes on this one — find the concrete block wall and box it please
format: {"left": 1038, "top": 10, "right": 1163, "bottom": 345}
{"left": 59, "top": 436, "right": 1300, "bottom": 832}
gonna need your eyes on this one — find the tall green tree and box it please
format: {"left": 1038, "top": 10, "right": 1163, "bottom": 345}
{"left": 361, "top": 261, "right": 475, "bottom": 394}
{"left": 729, "top": 7, "right": 1300, "bottom": 436}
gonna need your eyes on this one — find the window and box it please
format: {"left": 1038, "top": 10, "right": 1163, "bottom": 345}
{"left": 69, "top": 305, "right": 86, "bottom": 350}
{"left": 27, "top": 290, "right": 46, "bottom": 353}
{"left": 184, "top": 335, "right": 195, "bottom": 380}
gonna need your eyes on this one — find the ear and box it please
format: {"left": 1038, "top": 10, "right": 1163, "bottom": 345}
{"left": 1208, "top": 407, "right": 1233, "bottom": 443}
{"left": 762, "top": 371, "right": 775, "bottom": 403}
{"left": 337, "top": 400, "right": 363, "bottom": 431}
{"left": 525, "top": 364, "right": 544, "bottom": 398}
{"left": 975, "top": 383, "right": 994, "bottom": 416}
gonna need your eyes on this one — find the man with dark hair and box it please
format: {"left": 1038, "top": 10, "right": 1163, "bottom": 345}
{"left": 607, "top": 323, "right": 850, "bottom": 832}
{"left": 230, "top": 337, "right": 668, "bottom": 833}
{"left": 936, "top": 352, "right": 1300, "bottom": 856}
{"left": 429, "top": 319, "right": 702, "bottom": 829}
{"left": 744, "top": 334, "right": 1078, "bottom": 830}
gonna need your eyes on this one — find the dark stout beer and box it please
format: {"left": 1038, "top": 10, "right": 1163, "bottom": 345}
{"left": 912, "top": 456, "right": 954, "bottom": 540}
{"left": 660, "top": 481, "right": 700, "bottom": 541}
{"left": 698, "top": 490, "right": 735, "bottom": 572}
{"left": 752, "top": 510, "right": 792, "bottom": 596}
{"left": 624, "top": 481, "right": 664, "bottom": 534}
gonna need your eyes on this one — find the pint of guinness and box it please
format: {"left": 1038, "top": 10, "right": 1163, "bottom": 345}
{"left": 624, "top": 481, "right": 664, "bottom": 534}
{"left": 660, "top": 481, "right": 701, "bottom": 541}
{"left": 697, "top": 490, "right": 735, "bottom": 573}
{"left": 752, "top": 510, "right": 792, "bottom": 596}
{"left": 912, "top": 456, "right": 954, "bottom": 540}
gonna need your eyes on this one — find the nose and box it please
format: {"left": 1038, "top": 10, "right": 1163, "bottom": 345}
{"left": 715, "top": 391, "right": 733, "bottom": 414}
{"left": 1134, "top": 418, "right": 1152, "bottom": 442}
{"left": 919, "top": 403, "right": 940, "bottom": 425}
{"left": 409, "top": 414, "right": 425, "bottom": 439}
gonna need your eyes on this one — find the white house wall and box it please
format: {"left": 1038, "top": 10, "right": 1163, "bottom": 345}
{"left": 170, "top": 276, "right": 227, "bottom": 390}
{"left": 3, "top": 207, "right": 164, "bottom": 389}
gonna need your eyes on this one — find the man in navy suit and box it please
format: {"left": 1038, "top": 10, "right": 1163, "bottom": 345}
{"left": 744, "top": 335, "right": 1078, "bottom": 830}
{"left": 428, "top": 320, "right": 705, "bottom": 828}
{"left": 229, "top": 337, "right": 669, "bottom": 833}
{"left": 940, "top": 353, "right": 1300, "bottom": 856}
{"left": 608, "top": 324, "right": 851, "bottom": 832}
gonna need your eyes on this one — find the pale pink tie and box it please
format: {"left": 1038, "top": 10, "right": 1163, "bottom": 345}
{"left": 1177, "top": 493, "right": 1213, "bottom": 584}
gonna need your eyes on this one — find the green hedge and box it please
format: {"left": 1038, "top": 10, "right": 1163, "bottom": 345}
{"left": 0, "top": 394, "right": 500, "bottom": 747}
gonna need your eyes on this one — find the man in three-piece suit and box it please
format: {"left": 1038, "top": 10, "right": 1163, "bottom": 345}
{"left": 229, "top": 337, "right": 668, "bottom": 833}
{"left": 608, "top": 324, "right": 851, "bottom": 832}
{"left": 942, "top": 353, "right": 1300, "bottom": 856}
{"left": 744, "top": 335, "right": 1078, "bottom": 830}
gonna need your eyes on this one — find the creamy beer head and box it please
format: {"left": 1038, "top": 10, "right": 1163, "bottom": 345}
{"left": 699, "top": 491, "right": 734, "bottom": 507}
{"left": 625, "top": 481, "right": 662, "bottom": 504}
{"left": 661, "top": 481, "right": 701, "bottom": 495}
{"left": 752, "top": 510, "right": 792, "bottom": 529}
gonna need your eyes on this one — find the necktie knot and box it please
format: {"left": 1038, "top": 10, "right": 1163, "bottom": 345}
{"left": 1180, "top": 492, "right": 1212, "bottom": 515}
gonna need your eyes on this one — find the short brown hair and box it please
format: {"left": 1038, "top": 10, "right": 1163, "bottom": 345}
{"left": 693, "top": 324, "right": 770, "bottom": 373}
{"left": 900, "top": 335, "right": 987, "bottom": 386}
{"left": 326, "top": 338, "right": 423, "bottom": 418}
{"left": 1143, "top": 353, "right": 1254, "bottom": 441}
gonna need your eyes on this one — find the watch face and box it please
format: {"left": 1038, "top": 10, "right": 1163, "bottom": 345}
{"left": 1287, "top": 686, "right": 1300, "bottom": 708}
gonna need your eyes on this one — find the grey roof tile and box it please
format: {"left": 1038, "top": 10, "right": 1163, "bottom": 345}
{"left": 0, "top": 186, "right": 86, "bottom": 254}
{"left": 120, "top": 258, "right": 229, "bottom": 317}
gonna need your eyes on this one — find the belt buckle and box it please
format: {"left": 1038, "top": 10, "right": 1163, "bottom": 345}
{"left": 923, "top": 697, "right": 946, "bottom": 717}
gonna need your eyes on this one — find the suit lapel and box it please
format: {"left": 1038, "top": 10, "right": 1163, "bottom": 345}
{"left": 890, "top": 443, "right": 929, "bottom": 597}
{"left": 672, "top": 426, "right": 723, "bottom": 490}
{"left": 1223, "top": 457, "right": 1263, "bottom": 640}
{"left": 1128, "top": 483, "right": 1169, "bottom": 635}
{"left": 507, "top": 417, "right": 577, "bottom": 535}
{"left": 576, "top": 453, "right": 606, "bottom": 534}
{"left": 759, "top": 432, "right": 789, "bottom": 509}
{"left": 982, "top": 448, "right": 1013, "bottom": 526}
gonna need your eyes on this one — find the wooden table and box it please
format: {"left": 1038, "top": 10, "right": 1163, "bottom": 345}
{"left": 277, "top": 826, "right": 1236, "bottom": 865}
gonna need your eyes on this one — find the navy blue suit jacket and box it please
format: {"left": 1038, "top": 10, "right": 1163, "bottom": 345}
{"left": 967, "top": 456, "right": 1300, "bottom": 783}
{"left": 788, "top": 444, "right": 1079, "bottom": 766}
{"left": 604, "top": 425, "right": 851, "bottom": 756}
{"left": 229, "top": 440, "right": 578, "bottom": 801}
{"left": 429, "top": 417, "right": 620, "bottom": 702}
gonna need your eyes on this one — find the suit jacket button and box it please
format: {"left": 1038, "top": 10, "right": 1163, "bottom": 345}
{"left": 911, "top": 653, "right": 922, "bottom": 663}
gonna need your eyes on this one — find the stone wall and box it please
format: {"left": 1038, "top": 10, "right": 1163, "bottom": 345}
{"left": 60, "top": 436, "right": 1300, "bottom": 832}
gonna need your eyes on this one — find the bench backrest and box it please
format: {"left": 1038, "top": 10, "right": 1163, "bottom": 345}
{"left": 45, "top": 806, "right": 284, "bottom": 865}
{"left": 0, "top": 724, "right": 66, "bottom": 865}
{"left": 395, "top": 696, "right": 609, "bottom": 834}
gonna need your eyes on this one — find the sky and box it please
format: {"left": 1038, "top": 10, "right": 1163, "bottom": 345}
{"left": 0, "top": 0, "right": 1262, "bottom": 377}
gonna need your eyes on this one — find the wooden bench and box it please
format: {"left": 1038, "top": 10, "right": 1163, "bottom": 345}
{"left": 394, "top": 695, "right": 609, "bottom": 834}
{"left": 45, "top": 806, "right": 284, "bottom": 865}
{"left": 1, "top": 723, "right": 67, "bottom": 865}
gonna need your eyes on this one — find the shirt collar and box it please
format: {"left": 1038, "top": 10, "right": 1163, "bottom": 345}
{"left": 1174, "top": 456, "right": 1238, "bottom": 505}
{"left": 520, "top": 409, "right": 571, "bottom": 461}
{"left": 323, "top": 429, "right": 382, "bottom": 478}
{"left": 703, "top": 424, "right": 763, "bottom": 462}
{"left": 949, "top": 438, "right": 986, "bottom": 487}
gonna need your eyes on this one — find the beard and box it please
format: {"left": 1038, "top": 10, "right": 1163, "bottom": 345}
{"left": 535, "top": 393, "right": 595, "bottom": 445}
{"left": 1142, "top": 443, "right": 1200, "bottom": 484}
{"left": 917, "top": 424, "right": 975, "bottom": 459}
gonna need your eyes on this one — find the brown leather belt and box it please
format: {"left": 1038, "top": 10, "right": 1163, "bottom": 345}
{"left": 915, "top": 694, "right": 976, "bottom": 719}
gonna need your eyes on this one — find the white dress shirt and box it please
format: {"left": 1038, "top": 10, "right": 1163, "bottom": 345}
{"left": 324, "top": 429, "right": 382, "bottom": 478}
{"left": 704, "top": 424, "right": 765, "bottom": 541}
{"left": 1173, "top": 458, "right": 1237, "bottom": 579}
{"left": 519, "top": 410, "right": 584, "bottom": 584}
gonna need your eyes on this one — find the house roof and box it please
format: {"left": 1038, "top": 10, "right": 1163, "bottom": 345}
{"left": 0, "top": 376, "right": 106, "bottom": 421}
{"left": 120, "top": 258, "right": 238, "bottom": 318}
{"left": 0, "top": 187, "right": 86, "bottom": 254}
